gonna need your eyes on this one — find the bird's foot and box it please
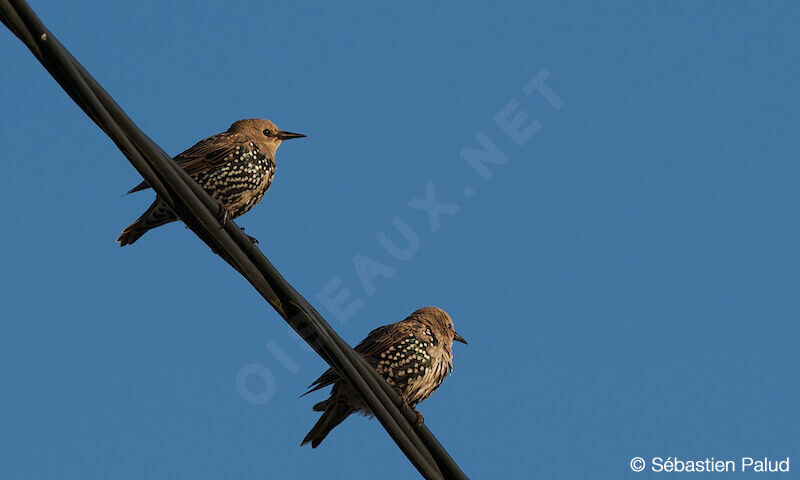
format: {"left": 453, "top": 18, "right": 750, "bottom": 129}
{"left": 394, "top": 387, "right": 410, "bottom": 406}
{"left": 215, "top": 204, "right": 232, "bottom": 229}
{"left": 240, "top": 227, "right": 259, "bottom": 246}
{"left": 393, "top": 388, "right": 423, "bottom": 424}
{"left": 412, "top": 408, "right": 425, "bottom": 425}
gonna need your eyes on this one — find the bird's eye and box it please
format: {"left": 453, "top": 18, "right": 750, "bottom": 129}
{"left": 262, "top": 129, "right": 272, "bottom": 137}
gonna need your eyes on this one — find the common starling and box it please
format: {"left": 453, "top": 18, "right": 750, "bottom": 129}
{"left": 301, "top": 306, "right": 467, "bottom": 448}
{"left": 117, "top": 118, "right": 305, "bottom": 246}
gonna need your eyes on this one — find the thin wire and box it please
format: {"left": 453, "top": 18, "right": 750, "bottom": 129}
{"left": 0, "top": 1, "right": 469, "bottom": 479}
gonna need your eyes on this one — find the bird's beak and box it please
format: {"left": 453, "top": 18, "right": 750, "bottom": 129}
{"left": 453, "top": 332, "right": 468, "bottom": 345}
{"left": 278, "top": 130, "right": 306, "bottom": 140}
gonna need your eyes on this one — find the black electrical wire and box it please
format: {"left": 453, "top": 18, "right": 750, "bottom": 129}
{"left": 0, "top": 1, "right": 469, "bottom": 479}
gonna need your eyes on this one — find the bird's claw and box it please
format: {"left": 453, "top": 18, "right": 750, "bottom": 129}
{"left": 394, "top": 387, "right": 409, "bottom": 406}
{"left": 240, "top": 227, "right": 259, "bottom": 246}
{"left": 393, "top": 388, "right": 423, "bottom": 424}
{"left": 412, "top": 409, "right": 425, "bottom": 425}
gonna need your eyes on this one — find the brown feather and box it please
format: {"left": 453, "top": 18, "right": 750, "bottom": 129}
{"left": 125, "top": 132, "right": 248, "bottom": 193}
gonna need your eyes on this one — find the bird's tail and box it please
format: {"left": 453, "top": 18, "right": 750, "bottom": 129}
{"left": 301, "top": 400, "right": 354, "bottom": 448}
{"left": 117, "top": 198, "right": 177, "bottom": 247}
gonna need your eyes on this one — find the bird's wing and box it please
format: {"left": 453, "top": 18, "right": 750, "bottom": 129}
{"left": 353, "top": 324, "right": 407, "bottom": 358}
{"left": 301, "top": 324, "right": 406, "bottom": 397}
{"left": 126, "top": 132, "right": 245, "bottom": 194}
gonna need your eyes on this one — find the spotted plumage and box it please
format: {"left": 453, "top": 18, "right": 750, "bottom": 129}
{"left": 301, "top": 306, "right": 467, "bottom": 448}
{"left": 117, "top": 118, "right": 304, "bottom": 246}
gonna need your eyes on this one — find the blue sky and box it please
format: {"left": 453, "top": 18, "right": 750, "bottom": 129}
{"left": 1, "top": 1, "right": 798, "bottom": 478}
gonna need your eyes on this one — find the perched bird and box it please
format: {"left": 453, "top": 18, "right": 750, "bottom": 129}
{"left": 301, "top": 306, "right": 467, "bottom": 448}
{"left": 117, "top": 118, "right": 305, "bottom": 246}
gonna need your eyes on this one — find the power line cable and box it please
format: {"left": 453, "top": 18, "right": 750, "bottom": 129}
{"left": 0, "top": 2, "right": 469, "bottom": 479}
